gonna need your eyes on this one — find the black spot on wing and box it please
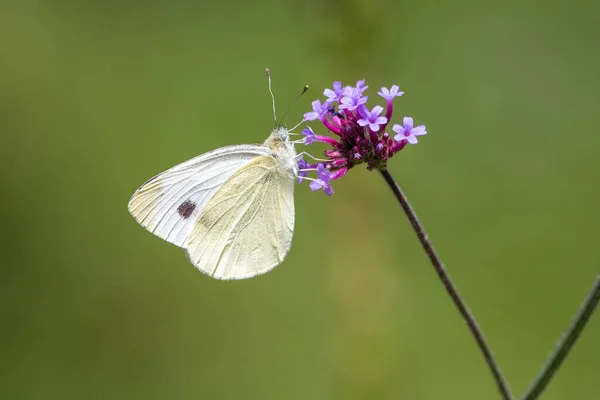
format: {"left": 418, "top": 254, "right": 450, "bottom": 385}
{"left": 177, "top": 200, "right": 196, "bottom": 219}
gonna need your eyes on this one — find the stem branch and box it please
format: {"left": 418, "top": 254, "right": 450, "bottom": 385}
{"left": 522, "top": 275, "right": 600, "bottom": 400}
{"left": 379, "top": 168, "right": 513, "bottom": 400}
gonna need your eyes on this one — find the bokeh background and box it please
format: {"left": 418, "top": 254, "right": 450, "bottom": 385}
{"left": 1, "top": 0, "right": 598, "bottom": 399}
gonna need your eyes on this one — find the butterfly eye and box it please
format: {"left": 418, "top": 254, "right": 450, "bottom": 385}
{"left": 276, "top": 127, "right": 289, "bottom": 141}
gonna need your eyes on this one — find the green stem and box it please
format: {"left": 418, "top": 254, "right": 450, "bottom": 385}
{"left": 379, "top": 168, "right": 513, "bottom": 400}
{"left": 522, "top": 275, "right": 600, "bottom": 400}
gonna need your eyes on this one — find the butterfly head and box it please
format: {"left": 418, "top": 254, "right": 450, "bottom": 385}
{"left": 275, "top": 126, "right": 290, "bottom": 142}
{"left": 263, "top": 126, "right": 297, "bottom": 178}
{"left": 264, "top": 126, "right": 291, "bottom": 149}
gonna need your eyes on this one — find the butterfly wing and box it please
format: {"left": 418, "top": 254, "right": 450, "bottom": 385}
{"left": 186, "top": 155, "right": 295, "bottom": 280}
{"left": 128, "top": 145, "right": 271, "bottom": 247}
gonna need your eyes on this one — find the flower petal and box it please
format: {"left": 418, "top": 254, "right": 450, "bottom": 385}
{"left": 309, "top": 181, "right": 322, "bottom": 191}
{"left": 303, "top": 112, "right": 317, "bottom": 121}
{"left": 412, "top": 125, "right": 427, "bottom": 136}
{"left": 375, "top": 116, "right": 388, "bottom": 125}
{"left": 377, "top": 87, "right": 388, "bottom": 98}
{"left": 297, "top": 159, "right": 309, "bottom": 183}
{"left": 371, "top": 105, "right": 384, "bottom": 117}
{"left": 392, "top": 124, "right": 405, "bottom": 136}
{"left": 323, "top": 88, "right": 336, "bottom": 98}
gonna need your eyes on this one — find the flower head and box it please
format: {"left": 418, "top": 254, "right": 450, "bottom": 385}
{"left": 297, "top": 79, "right": 428, "bottom": 195}
{"left": 304, "top": 99, "right": 331, "bottom": 121}
{"left": 378, "top": 85, "right": 403, "bottom": 101}
{"left": 302, "top": 126, "right": 340, "bottom": 147}
{"left": 297, "top": 159, "right": 309, "bottom": 183}
{"left": 354, "top": 79, "right": 368, "bottom": 95}
{"left": 308, "top": 164, "right": 334, "bottom": 196}
{"left": 302, "top": 127, "right": 318, "bottom": 145}
{"left": 393, "top": 117, "right": 427, "bottom": 144}
{"left": 324, "top": 81, "right": 345, "bottom": 102}
{"left": 357, "top": 105, "right": 388, "bottom": 132}
{"left": 339, "top": 87, "right": 368, "bottom": 111}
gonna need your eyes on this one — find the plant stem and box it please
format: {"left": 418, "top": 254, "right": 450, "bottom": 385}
{"left": 379, "top": 168, "right": 513, "bottom": 400}
{"left": 522, "top": 275, "right": 600, "bottom": 400}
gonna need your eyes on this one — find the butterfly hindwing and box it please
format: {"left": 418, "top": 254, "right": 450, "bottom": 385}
{"left": 185, "top": 155, "right": 295, "bottom": 280}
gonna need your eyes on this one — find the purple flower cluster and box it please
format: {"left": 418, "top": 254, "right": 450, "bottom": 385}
{"left": 298, "top": 80, "right": 427, "bottom": 195}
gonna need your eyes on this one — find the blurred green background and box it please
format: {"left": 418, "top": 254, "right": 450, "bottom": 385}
{"left": 1, "top": 0, "right": 598, "bottom": 399}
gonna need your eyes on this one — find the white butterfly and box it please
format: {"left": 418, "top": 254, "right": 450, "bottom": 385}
{"left": 128, "top": 126, "right": 298, "bottom": 280}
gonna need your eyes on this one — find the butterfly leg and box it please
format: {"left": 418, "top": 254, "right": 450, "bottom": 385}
{"left": 295, "top": 151, "right": 328, "bottom": 162}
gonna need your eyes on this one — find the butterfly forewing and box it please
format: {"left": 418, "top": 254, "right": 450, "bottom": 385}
{"left": 127, "top": 145, "right": 271, "bottom": 247}
{"left": 185, "top": 155, "right": 295, "bottom": 280}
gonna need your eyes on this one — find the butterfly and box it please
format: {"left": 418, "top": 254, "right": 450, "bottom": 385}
{"left": 128, "top": 126, "right": 297, "bottom": 280}
{"left": 128, "top": 71, "right": 301, "bottom": 280}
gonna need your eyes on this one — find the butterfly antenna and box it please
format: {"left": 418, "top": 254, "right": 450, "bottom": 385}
{"left": 278, "top": 84, "right": 309, "bottom": 127}
{"left": 266, "top": 68, "right": 277, "bottom": 126}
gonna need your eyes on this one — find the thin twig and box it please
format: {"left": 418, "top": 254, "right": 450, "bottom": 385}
{"left": 522, "top": 275, "right": 600, "bottom": 400}
{"left": 379, "top": 168, "right": 513, "bottom": 400}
